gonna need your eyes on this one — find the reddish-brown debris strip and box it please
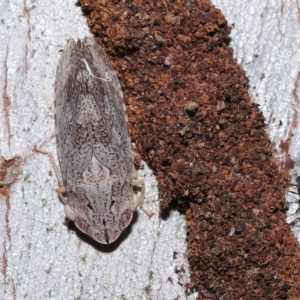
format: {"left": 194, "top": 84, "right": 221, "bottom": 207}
{"left": 80, "top": 0, "right": 300, "bottom": 298}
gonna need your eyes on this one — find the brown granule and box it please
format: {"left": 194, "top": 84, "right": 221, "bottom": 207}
{"left": 80, "top": 0, "right": 300, "bottom": 298}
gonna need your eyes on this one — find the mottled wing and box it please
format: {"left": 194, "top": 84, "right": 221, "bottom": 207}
{"left": 55, "top": 37, "right": 132, "bottom": 188}
{"left": 55, "top": 38, "right": 136, "bottom": 244}
{"left": 55, "top": 39, "right": 88, "bottom": 185}
{"left": 80, "top": 37, "right": 132, "bottom": 178}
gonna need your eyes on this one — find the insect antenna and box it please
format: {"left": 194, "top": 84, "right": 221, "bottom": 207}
{"left": 277, "top": 176, "right": 300, "bottom": 215}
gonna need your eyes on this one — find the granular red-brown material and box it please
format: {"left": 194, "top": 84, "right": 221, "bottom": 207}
{"left": 80, "top": 0, "right": 300, "bottom": 298}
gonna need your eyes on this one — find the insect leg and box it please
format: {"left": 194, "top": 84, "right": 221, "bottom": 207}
{"left": 131, "top": 179, "right": 154, "bottom": 219}
{"left": 34, "top": 145, "right": 67, "bottom": 204}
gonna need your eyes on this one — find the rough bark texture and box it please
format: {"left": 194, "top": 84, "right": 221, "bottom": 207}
{"left": 79, "top": 0, "right": 300, "bottom": 299}
{"left": 0, "top": 1, "right": 192, "bottom": 299}
{"left": 3, "top": 0, "right": 300, "bottom": 299}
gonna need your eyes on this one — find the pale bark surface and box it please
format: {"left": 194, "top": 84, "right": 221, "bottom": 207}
{"left": 1, "top": 0, "right": 300, "bottom": 299}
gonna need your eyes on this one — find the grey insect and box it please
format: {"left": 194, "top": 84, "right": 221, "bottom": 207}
{"left": 36, "top": 37, "right": 153, "bottom": 244}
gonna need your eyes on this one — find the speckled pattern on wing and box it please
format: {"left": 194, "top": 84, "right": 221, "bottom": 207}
{"left": 55, "top": 37, "right": 134, "bottom": 244}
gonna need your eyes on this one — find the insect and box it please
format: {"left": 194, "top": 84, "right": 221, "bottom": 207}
{"left": 35, "top": 37, "right": 153, "bottom": 244}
